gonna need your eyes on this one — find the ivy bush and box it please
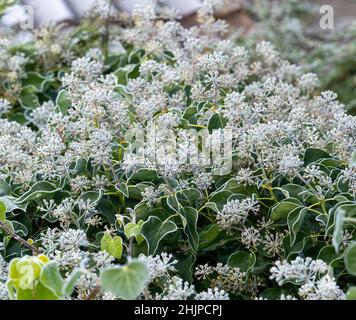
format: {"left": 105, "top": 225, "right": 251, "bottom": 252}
{"left": 0, "top": 0, "right": 355, "bottom": 300}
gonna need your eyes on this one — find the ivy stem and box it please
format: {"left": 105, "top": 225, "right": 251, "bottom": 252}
{"left": 344, "top": 217, "right": 356, "bottom": 224}
{"left": 255, "top": 149, "right": 277, "bottom": 203}
{"left": 127, "top": 236, "right": 134, "bottom": 258}
{"left": 0, "top": 220, "right": 39, "bottom": 255}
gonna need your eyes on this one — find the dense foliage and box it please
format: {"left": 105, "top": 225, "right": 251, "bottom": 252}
{"left": 0, "top": 0, "right": 355, "bottom": 300}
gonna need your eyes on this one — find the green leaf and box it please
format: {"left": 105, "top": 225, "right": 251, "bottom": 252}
{"left": 167, "top": 194, "right": 181, "bottom": 213}
{"left": 228, "top": 251, "right": 256, "bottom": 273}
{"left": 0, "top": 179, "right": 10, "bottom": 196}
{"left": 283, "top": 234, "right": 313, "bottom": 259}
{"left": 345, "top": 242, "right": 356, "bottom": 276}
{"left": 182, "top": 105, "right": 198, "bottom": 124}
{"left": 12, "top": 221, "right": 28, "bottom": 237}
{"left": 260, "top": 288, "right": 282, "bottom": 300}
{"left": 115, "top": 64, "right": 138, "bottom": 85}
{"left": 0, "top": 201, "right": 6, "bottom": 222}
{"left": 332, "top": 208, "right": 346, "bottom": 253}
{"left": 207, "top": 113, "right": 226, "bottom": 133}
{"left": 208, "top": 190, "right": 233, "bottom": 211}
{"left": 129, "top": 169, "right": 159, "bottom": 181}
{"left": 287, "top": 207, "right": 307, "bottom": 246}
{"left": 16, "top": 182, "right": 60, "bottom": 204}
{"left": 56, "top": 89, "right": 71, "bottom": 114}
{"left": 22, "top": 72, "right": 48, "bottom": 91}
{"left": 179, "top": 207, "right": 199, "bottom": 252}
{"left": 115, "top": 182, "right": 129, "bottom": 198}
{"left": 346, "top": 287, "right": 356, "bottom": 300}
{"left": 326, "top": 202, "right": 356, "bottom": 235}
{"left": 0, "top": 196, "right": 27, "bottom": 212}
{"left": 198, "top": 224, "right": 221, "bottom": 249}
{"left": 19, "top": 91, "right": 40, "bottom": 109}
{"left": 303, "top": 148, "right": 331, "bottom": 166}
{"left": 176, "top": 188, "right": 202, "bottom": 207}
{"left": 40, "top": 262, "right": 64, "bottom": 298}
{"left": 101, "top": 232, "right": 123, "bottom": 259}
{"left": 270, "top": 200, "right": 302, "bottom": 221}
{"left": 317, "top": 245, "right": 343, "bottom": 265}
{"left": 100, "top": 260, "right": 149, "bottom": 300}
{"left": 77, "top": 190, "right": 103, "bottom": 205}
{"left": 141, "top": 216, "right": 178, "bottom": 255}
{"left": 279, "top": 184, "right": 305, "bottom": 201}
{"left": 124, "top": 221, "right": 144, "bottom": 244}
{"left": 15, "top": 282, "right": 59, "bottom": 300}
{"left": 63, "top": 269, "right": 83, "bottom": 297}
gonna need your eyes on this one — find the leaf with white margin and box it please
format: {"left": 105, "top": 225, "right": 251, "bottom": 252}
{"left": 141, "top": 216, "right": 178, "bottom": 255}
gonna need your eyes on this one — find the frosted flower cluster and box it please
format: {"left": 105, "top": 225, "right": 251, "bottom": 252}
{"left": 217, "top": 197, "right": 260, "bottom": 231}
{"left": 270, "top": 257, "right": 329, "bottom": 286}
{"left": 138, "top": 252, "right": 178, "bottom": 283}
{"left": 0, "top": 255, "right": 8, "bottom": 300}
{"left": 270, "top": 257, "right": 345, "bottom": 300}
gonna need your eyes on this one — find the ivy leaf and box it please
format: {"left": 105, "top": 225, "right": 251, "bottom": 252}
{"left": 326, "top": 202, "right": 356, "bottom": 236}
{"left": 77, "top": 190, "right": 103, "bottom": 206}
{"left": 115, "top": 64, "right": 138, "bottom": 85}
{"left": 317, "top": 245, "right": 343, "bottom": 266}
{"left": 283, "top": 233, "right": 313, "bottom": 259}
{"left": 179, "top": 207, "right": 199, "bottom": 252}
{"left": 16, "top": 282, "right": 59, "bottom": 300}
{"left": 56, "top": 89, "right": 71, "bottom": 114}
{"left": 228, "top": 251, "right": 256, "bottom": 273}
{"left": 129, "top": 169, "right": 159, "bottom": 182}
{"left": 16, "top": 182, "right": 60, "bottom": 204}
{"left": 0, "top": 196, "right": 27, "bottom": 212}
{"left": 345, "top": 242, "right": 356, "bottom": 276}
{"left": 346, "top": 287, "right": 356, "bottom": 300}
{"left": 40, "top": 262, "right": 64, "bottom": 298}
{"left": 182, "top": 105, "right": 198, "bottom": 124}
{"left": 287, "top": 207, "right": 307, "bottom": 246}
{"left": 279, "top": 184, "right": 305, "bottom": 201}
{"left": 22, "top": 72, "right": 50, "bottom": 92}
{"left": 0, "top": 179, "right": 10, "bottom": 196}
{"left": 167, "top": 194, "right": 181, "bottom": 213}
{"left": 198, "top": 224, "right": 221, "bottom": 250}
{"left": 100, "top": 260, "right": 149, "bottom": 300}
{"left": 141, "top": 216, "right": 178, "bottom": 255}
{"left": 101, "top": 232, "right": 123, "bottom": 259}
{"left": 208, "top": 190, "right": 233, "bottom": 211}
{"left": 270, "top": 200, "right": 302, "bottom": 221}
{"left": 260, "top": 288, "right": 283, "bottom": 300}
{"left": 303, "top": 148, "right": 331, "bottom": 166}
{"left": 124, "top": 220, "right": 144, "bottom": 244}
{"left": 0, "top": 200, "right": 6, "bottom": 222}
{"left": 207, "top": 113, "right": 226, "bottom": 133}
{"left": 115, "top": 182, "right": 129, "bottom": 198}
{"left": 63, "top": 269, "right": 83, "bottom": 297}
{"left": 332, "top": 208, "right": 346, "bottom": 253}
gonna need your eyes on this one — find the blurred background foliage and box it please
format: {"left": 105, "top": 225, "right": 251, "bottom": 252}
{"left": 233, "top": 0, "right": 356, "bottom": 115}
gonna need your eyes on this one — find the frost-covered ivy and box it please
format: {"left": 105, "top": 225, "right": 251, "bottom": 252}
{"left": 0, "top": 0, "right": 355, "bottom": 300}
